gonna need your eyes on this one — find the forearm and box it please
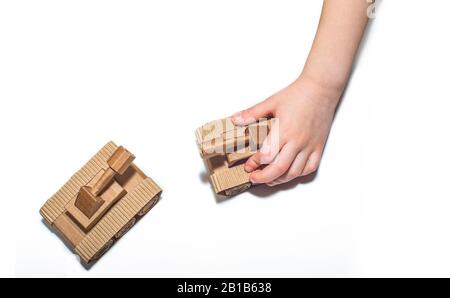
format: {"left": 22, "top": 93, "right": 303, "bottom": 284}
{"left": 301, "top": 0, "right": 370, "bottom": 95}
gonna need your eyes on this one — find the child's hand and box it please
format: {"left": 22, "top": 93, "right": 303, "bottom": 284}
{"left": 231, "top": 0, "right": 370, "bottom": 187}
{"left": 232, "top": 75, "right": 341, "bottom": 186}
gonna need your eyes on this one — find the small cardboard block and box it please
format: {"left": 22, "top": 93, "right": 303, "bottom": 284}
{"left": 200, "top": 135, "right": 248, "bottom": 156}
{"left": 53, "top": 213, "right": 85, "bottom": 248}
{"left": 91, "top": 168, "right": 116, "bottom": 196}
{"left": 67, "top": 180, "right": 127, "bottom": 232}
{"left": 200, "top": 127, "right": 249, "bottom": 157}
{"left": 210, "top": 163, "right": 251, "bottom": 195}
{"left": 248, "top": 120, "right": 271, "bottom": 150}
{"left": 196, "top": 118, "right": 237, "bottom": 143}
{"left": 108, "top": 146, "right": 135, "bottom": 175}
{"left": 75, "top": 186, "right": 105, "bottom": 219}
{"left": 226, "top": 149, "right": 255, "bottom": 167}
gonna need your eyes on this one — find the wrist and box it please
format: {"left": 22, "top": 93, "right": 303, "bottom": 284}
{"left": 294, "top": 72, "right": 343, "bottom": 106}
{"left": 299, "top": 69, "right": 347, "bottom": 95}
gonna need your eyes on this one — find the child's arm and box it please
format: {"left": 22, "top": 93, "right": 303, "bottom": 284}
{"left": 232, "top": 0, "right": 370, "bottom": 186}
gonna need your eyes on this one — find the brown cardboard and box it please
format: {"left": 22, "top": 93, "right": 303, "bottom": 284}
{"left": 74, "top": 186, "right": 105, "bottom": 219}
{"left": 107, "top": 146, "right": 136, "bottom": 175}
{"left": 40, "top": 142, "right": 162, "bottom": 266}
{"left": 196, "top": 117, "right": 272, "bottom": 197}
{"left": 90, "top": 168, "right": 116, "bottom": 196}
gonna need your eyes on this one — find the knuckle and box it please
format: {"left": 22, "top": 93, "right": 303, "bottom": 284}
{"left": 292, "top": 135, "right": 309, "bottom": 148}
{"left": 315, "top": 143, "right": 325, "bottom": 152}
{"left": 303, "top": 162, "right": 319, "bottom": 175}
{"left": 286, "top": 170, "right": 301, "bottom": 180}
{"left": 242, "top": 109, "right": 252, "bottom": 119}
{"left": 249, "top": 154, "right": 259, "bottom": 165}
{"left": 274, "top": 162, "right": 289, "bottom": 174}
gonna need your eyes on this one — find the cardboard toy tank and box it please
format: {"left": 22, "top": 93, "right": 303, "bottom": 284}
{"left": 40, "top": 142, "right": 162, "bottom": 266}
{"left": 196, "top": 117, "right": 274, "bottom": 197}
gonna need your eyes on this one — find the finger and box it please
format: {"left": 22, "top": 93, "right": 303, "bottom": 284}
{"left": 244, "top": 130, "right": 281, "bottom": 172}
{"left": 301, "top": 151, "right": 321, "bottom": 176}
{"left": 267, "top": 151, "right": 309, "bottom": 186}
{"left": 250, "top": 142, "right": 299, "bottom": 184}
{"left": 232, "top": 98, "right": 275, "bottom": 126}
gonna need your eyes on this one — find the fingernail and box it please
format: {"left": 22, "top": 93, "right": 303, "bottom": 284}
{"left": 244, "top": 164, "right": 252, "bottom": 172}
{"left": 232, "top": 112, "right": 245, "bottom": 125}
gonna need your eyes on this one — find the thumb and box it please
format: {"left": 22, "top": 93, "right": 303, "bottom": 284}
{"left": 232, "top": 98, "right": 275, "bottom": 126}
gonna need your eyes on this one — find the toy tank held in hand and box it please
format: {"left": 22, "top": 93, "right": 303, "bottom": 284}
{"left": 196, "top": 117, "right": 273, "bottom": 197}
{"left": 40, "top": 142, "right": 162, "bottom": 266}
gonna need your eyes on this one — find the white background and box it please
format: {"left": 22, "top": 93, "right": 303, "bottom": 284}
{"left": 1, "top": 0, "right": 450, "bottom": 277}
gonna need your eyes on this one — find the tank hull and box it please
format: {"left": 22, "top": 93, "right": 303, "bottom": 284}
{"left": 40, "top": 142, "right": 162, "bottom": 266}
